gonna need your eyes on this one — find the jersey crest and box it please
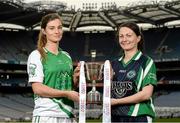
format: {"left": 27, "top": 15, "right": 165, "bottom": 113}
{"left": 29, "top": 63, "right": 37, "bottom": 78}
{"left": 127, "top": 70, "right": 136, "bottom": 79}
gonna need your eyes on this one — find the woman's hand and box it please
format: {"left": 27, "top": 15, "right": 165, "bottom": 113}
{"left": 66, "top": 90, "right": 79, "bottom": 102}
{"left": 110, "top": 63, "right": 114, "bottom": 80}
{"left": 111, "top": 98, "right": 119, "bottom": 106}
{"left": 73, "top": 62, "right": 80, "bottom": 88}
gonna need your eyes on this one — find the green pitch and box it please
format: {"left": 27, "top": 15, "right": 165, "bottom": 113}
{"left": 1, "top": 118, "right": 180, "bottom": 123}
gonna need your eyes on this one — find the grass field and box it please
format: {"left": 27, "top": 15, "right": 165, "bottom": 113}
{"left": 1, "top": 118, "right": 180, "bottom": 123}
{"left": 86, "top": 118, "right": 180, "bottom": 122}
{"left": 155, "top": 118, "right": 180, "bottom": 122}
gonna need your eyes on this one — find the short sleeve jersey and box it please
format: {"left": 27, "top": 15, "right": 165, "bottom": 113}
{"left": 111, "top": 51, "right": 157, "bottom": 118}
{"left": 27, "top": 48, "right": 74, "bottom": 118}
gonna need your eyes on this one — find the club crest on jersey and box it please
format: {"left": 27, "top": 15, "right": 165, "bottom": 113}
{"left": 29, "top": 63, "right": 37, "bottom": 77}
{"left": 127, "top": 70, "right": 136, "bottom": 79}
{"left": 111, "top": 81, "right": 133, "bottom": 98}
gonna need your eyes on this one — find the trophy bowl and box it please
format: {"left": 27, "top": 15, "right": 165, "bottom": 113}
{"left": 85, "top": 62, "right": 103, "bottom": 83}
{"left": 85, "top": 62, "right": 104, "bottom": 103}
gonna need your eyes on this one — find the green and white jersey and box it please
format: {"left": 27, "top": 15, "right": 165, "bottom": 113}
{"left": 27, "top": 48, "right": 74, "bottom": 118}
{"left": 111, "top": 51, "right": 157, "bottom": 118}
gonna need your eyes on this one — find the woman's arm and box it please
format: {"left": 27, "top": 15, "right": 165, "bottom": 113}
{"left": 111, "top": 84, "right": 154, "bottom": 106}
{"left": 32, "top": 82, "right": 79, "bottom": 102}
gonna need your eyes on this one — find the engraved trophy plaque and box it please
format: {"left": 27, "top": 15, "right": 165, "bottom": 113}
{"left": 85, "top": 62, "right": 103, "bottom": 103}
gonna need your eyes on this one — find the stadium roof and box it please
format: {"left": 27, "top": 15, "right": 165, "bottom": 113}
{"left": 0, "top": 0, "right": 180, "bottom": 31}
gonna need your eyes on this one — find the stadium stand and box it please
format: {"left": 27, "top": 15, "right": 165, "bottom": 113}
{"left": 1, "top": 0, "right": 180, "bottom": 121}
{"left": 0, "top": 28, "right": 180, "bottom": 121}
{"left": 0, "top": 28, "right": 180, "bottom": 120}
{"left": 144, "top": 28, "right": 180, "bottom": 62}
{"left": 0, "top": 93, "right": 33, "bottom": 121}
{"left": 155, "top": 91, "right": 180, "bottom": 107}
{"left": 1, "top": 28, "right": 180, "bottom": 63}
{"left": 0, "top": 31, "right": 36, "bottom": 63}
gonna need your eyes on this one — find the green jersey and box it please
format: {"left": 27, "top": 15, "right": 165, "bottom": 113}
{"left": 111, "top": 51, "right": 157, "bottom": 118}
{"left": 27, "top": 48, "right": 74, "bottom": 118}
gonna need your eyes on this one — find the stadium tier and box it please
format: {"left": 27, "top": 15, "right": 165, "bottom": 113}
{"left": 0, "top": 28, "right": 180, "bottom": 64}
{"left": 0, "top": 93, "right": 33, "bottom": 121}
{"left": 1, "top": 0, "right": 180, "bottom": 122}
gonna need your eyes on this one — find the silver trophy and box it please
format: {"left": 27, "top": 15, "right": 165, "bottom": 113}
{"left": 85, "top": 62, "right": 104, "bottom": 103}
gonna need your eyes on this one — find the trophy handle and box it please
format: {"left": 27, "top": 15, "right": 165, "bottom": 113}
{"left": 98, "top": 64, "right": 104, "bottom": 80}
{"left": 85, "top": 63, "right": 90, "bottom": 81}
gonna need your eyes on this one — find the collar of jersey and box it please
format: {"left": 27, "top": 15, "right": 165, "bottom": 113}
{"left": 118, "top": 51, "right": 142, "bottom": 67}
{"left": 43, "top": 47, "right": 62, "bottom": 55}
{"left": 118, "top": 50, "right": 142, "bottom": 62}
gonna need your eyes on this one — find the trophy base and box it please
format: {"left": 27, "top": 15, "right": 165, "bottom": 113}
{"left": 87, "top": 82, "right": 103, "bottom": 87}
{"left": 86, "top": 101, "right": 102, "bottom": 109}
{"left": 87, "top": 101, "right": 102, "bottom": 104}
